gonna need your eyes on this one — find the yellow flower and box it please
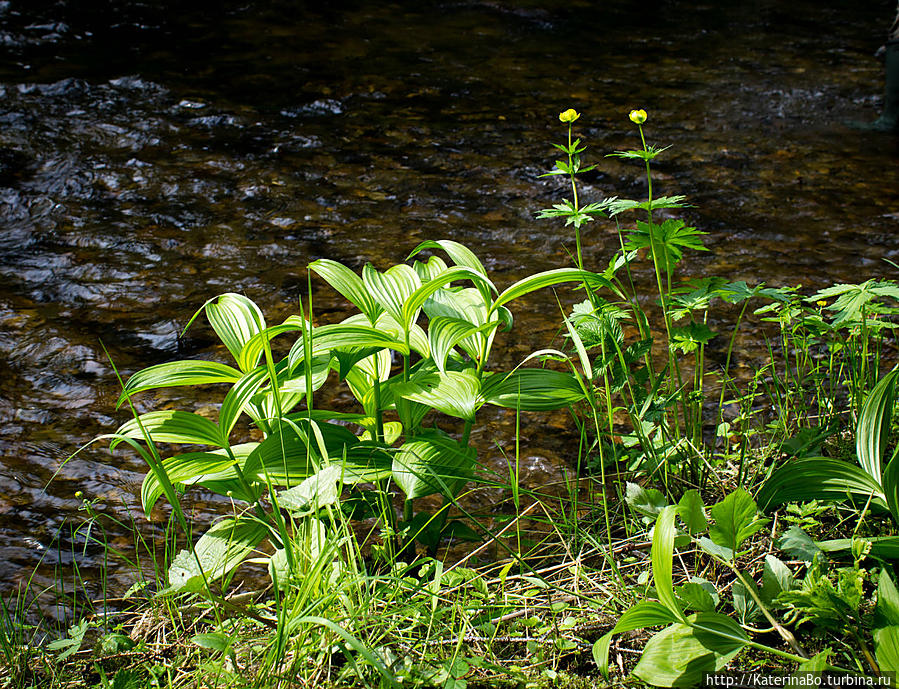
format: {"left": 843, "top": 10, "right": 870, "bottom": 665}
{"left": 816, "top": 300, "right": 827, "bottom": 307}
{"left": 629, "top": 109, "right": 647, "bottom": 125}
{"left": 559, "top": 108, "right": 580, "bottom": 123}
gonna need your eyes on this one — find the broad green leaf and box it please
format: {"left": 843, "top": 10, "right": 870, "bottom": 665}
{"left": 140, "top": 443, "right": 258, "bottom": 515}
{"left": 756, "top": 458, "right": 886, "bottom": 512}
{"left": 797, "top": 649, "right": 832, "bottom": 672}
{"left": 278, "top": 464, "right": 343, "bottom": 513}
{"left": 288, "top": 322, "right": 408, "bottom": 373}
{"left": 816, "top": 535, "right": 899, "bottom": 559}
{"left": 652, "top": 506, "right": 684, "bottom": 620}
{"left": 697, "top": 537, "right": 733, "bottom": 562}
{"left": 593, "top": 601, "right": 680, "bottom": 677}
{"left": 309, "top": 258, "right": 382, "bottom": 323}
{"left": 875, "top": 626, "right": 899, "bottom": 672}
{"left": 777, "top": 526, "right": 821, "bottom": 563}
{"left": 481, "top": 368, "right": 585, "bottom": 411}
{"left": 205, "top": 293, "right": 266, "bottom": 371}
{"left": 167, "top": 516, "right": 268, "bottom": 593}
{"left": 490, "top": 268, "right": 614, "bottom": 312}
{"left": 677, "top": 490, "right": 708, "bottom": 535}
{"left": 614, "top": 600, "right": 683, "bottom": 634}
{"left": 249, "top": 355, "right": 332, "bottom": 431}
{"left": 192, "top": 632, "right": 232, "bottom": 654}
{"left": 239, "top": 316, "right": 306, "bottom": 373}
{"left": 688, "top": 612, "right": 750, "bottom": 655}
{"left": 625, "top": 481, "right": 669, "bottom": 520}
{"left": 408, "top": 239, "right": 497, "bottom": 302}
{"left": 876, "top": 569, "right": 899, "bottom": 628}
{"left": 375, "top": 312, "right": 431, "bottom": 357}
{"left": 113, "top": 410, "right": 224, "bottom": 449}
{"left": 362, "top": 263, "right": 421, "bottom": 329}
{"left": 857, "top": 365, "right": 899, "bottom": 486}
{"left": 631, "top": 623, "right": 726, "bottom": 687}
{"left": 631, "top": 612, "right": 748, "bottom": 687}
{"left": 392, "top": 429, "right": 476, "bottom": 500}
{"left": 412, "top": 254, "right": 449, "bottom": 282}
{"left": 709, "top": 489, "right": 765, "bottom": 554}
{"left": 393, "top": 370, "right": 483, "bottom": 421}
{"left": 402, "top": 266, "right": 491, "bottom": 330}
{"left": 732, "top": 579, "right": 761, "bottom": 623}
{"left": 243, "top": 421, "right": 357, "bottom": 485}
{"left": 676, "top": 582, "right": 717, "bottom": 613}
{"left": 344, "top": 349, "right": 393, "bottom": 415}
{"left": 117, "top": 360, "right": 242, "bottom": 407}
{"left": 428, "top": 317, "right": 494, "bottom": 373}
{"left": 422, "top": 287, "right": 494, "bottom": 360}
{"left": 219, "top": 366, "right": 271, "bottom": 436}
{"left": 760, "top": 555, "right": 795, "bottom": 605}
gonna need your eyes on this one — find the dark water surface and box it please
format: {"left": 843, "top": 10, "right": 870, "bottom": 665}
{"left": 1, "top": 0, "right": 898, "bottom": 605}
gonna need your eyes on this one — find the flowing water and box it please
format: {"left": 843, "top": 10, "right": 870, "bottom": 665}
{"left": 1, "top": 0, "right": 898, "bottom": 609}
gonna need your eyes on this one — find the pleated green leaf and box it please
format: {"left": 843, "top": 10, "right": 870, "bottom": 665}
{"left": 205, "top": 293, "right": 266, "bottom": 371}
{"left": 362, "top": 263, "right": 421, "bottom": 329}
{"left": 428, "top": 317, "right": 493, "bottom": 373}
{"left": 653, "top": 505, "right": 685, "bottom": 621}
{"left": 874, "top": 626, "right": 899, "bottom": 672}
{"left": 242, "top": 421, "right": 380, "bottom": 486}
{"left": 481, "top": 368, "right": 585, "bottom": 411}
{"left": 883, "top": 454, "right": 899, "bottom": 524}
{"left": 422, "top": 287, "right": 494, "bottom": 360}
{"left": 631, "top": 612, "right": 747, "bottom": 687}
{"left": 167, "top": 516, "right": 268, "bottom": 593}
{"left": 402, "top": 266, "right": 492, "bottom": 328}
{"left": 490, "top": 268, "right": 614, "bottom": 312}
{"left": 412, "top": 254, "right": 449, "bottom": 282}
{"left": 114, "top": 410, "right": 224, "bottom": 449}
{"left": 287, "top": 322, "right": 407, "bottom": 373}
{"left": 632, "top": 623, "right": 719, "bottom": 687}
{"left": 592, "top": 601, "right": 681, "bottom": 677}
{"left": 816, "top": 536, "right": 899, "bottom": 560}
{"left": 312, "top": 322, "right": 409, "bottom": 357}
{"left": 877, "top": 569, "right": 899, "bottom": 627}
{"left": 392, "top": 429, "right": 476, "bottom": 500}
{"left": 309, "top": 258, "right": 382, "bottom": 323}
{"left": 756, "top": 457, "right": 886, "bottom": 512}
{"left": 408, "top": 239, "right": 497, "bottom": 301}
{"left": 239, "top": 316, "right": 306, "bottom": 374}
{"left": 393, "top": 370, "right": 483, "bottom": 421}
{"left": 858, "top": 365, "right": 899, "bottom": 486}
{"left": 117, "top": 360, "right": 242, "bottom": 407}
{"left": 141, "top": 444, "right": 256, "bottom": 515}
{"left": 688, "top": 612, "right": 750, "bottom": 655}
{"left": 219, "top": 366, "right": 272, "bottom": 436}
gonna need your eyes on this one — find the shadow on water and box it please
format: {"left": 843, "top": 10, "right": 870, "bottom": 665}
{"left": 0, "top": 0, "right": 897, "bottom": 605}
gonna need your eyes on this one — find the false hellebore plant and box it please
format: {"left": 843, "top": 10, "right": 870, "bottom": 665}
{"left": 107, "top": 240, "right": 609, "bottom": 595}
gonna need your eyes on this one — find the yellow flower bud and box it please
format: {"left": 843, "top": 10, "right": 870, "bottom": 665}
{"left": 629, "top": 109, "right": 647, "bottom": 125}
{"left": 559, "top": 108, "right": 580, "bottom": 123}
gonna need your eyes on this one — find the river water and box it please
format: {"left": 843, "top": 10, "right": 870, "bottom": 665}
{"left": 1, "top": 0, "right": 897, "bottom": 609}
